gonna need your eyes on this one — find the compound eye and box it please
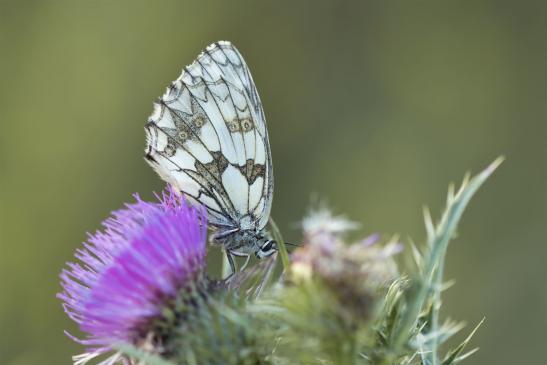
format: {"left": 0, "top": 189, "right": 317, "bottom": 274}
{"left": 261, "top": 240, "right": 274, "bottom": 252}
{"left": 256, "top": 240, "right": 277, "bottom": 259}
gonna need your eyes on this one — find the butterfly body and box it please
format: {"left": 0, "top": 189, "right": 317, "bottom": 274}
{"left": 145, "top": 41, "right": 276, "bottom": 270}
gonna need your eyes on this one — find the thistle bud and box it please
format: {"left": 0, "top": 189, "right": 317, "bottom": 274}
{"left": 290, "top": 208, "right": 401, "bottom": 324}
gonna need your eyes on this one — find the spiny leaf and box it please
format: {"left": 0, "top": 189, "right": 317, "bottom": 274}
{"left": 423, "top": 207, "right": 435, "bottom": 246}
{"left": 392, "top": 157, "right": 503, "bottom": 354}
{"left": 451, "top": 348, "right": 480, "bottom": 363}
{"left": 410, "top": 241, "right": 424, "bottom": 274}
{"left": 442, "top": 318, "right": 485, "bottom": 365}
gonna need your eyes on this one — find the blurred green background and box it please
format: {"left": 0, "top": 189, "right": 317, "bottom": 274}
{"left": 1, "top": 1, "right": 546, "bottom": 364}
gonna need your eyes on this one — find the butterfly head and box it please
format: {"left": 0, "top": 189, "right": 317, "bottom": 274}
{"left": 214, "top": 228, "right": 277, "bottom": 259}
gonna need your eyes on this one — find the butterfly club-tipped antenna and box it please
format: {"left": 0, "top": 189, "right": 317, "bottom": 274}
{"left": 281, "top": 241, "right": 301, "bottom": 253}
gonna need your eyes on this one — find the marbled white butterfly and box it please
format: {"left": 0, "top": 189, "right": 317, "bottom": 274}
{"left": 145, "top": 41, "right": 275, "bottom": 273}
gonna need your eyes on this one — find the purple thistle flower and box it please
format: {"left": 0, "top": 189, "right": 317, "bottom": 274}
{"left": 58, "top": 188, "right": 207, "bottom": 360}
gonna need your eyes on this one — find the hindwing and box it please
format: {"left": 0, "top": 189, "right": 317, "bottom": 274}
{"left": 145, "top": 41, "right": 273, "bottom": 230}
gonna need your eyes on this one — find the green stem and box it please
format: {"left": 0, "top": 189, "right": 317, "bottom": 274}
{"left": 429, "top": 251, "right": 446, "bottom": 365}
{"left": 221, "top": 251, "right": 231, "bottom": 279}
{"left": 269, "top": 217, "right": 290, "bottom": 271}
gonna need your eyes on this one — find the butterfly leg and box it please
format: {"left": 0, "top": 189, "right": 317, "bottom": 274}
{"left": 226, "top": 252, "right": 237, "bottom": 278}
{"left": 226, "top": 251, "right": 251, "bottom": 275}
{"left": 230, "top": 251, "right": 251, "bottom": 271}
{"left": 239, "top": 254, "right": 251, "bottom": 271}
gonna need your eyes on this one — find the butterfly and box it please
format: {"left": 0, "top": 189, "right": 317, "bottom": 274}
{"left": 144, "top": 41, "right": 276, "bottom": 273}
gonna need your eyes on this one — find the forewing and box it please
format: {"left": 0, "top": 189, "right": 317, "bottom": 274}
{"left": 145, "top": 41, "right": 273, "bottom": 230}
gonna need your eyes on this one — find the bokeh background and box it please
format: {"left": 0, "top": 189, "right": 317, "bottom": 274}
{"left": 1, "top": 1, "right": 546, "bottom": 364}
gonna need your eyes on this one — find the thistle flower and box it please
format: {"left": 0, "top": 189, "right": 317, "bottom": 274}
{"left": 58, "top": 188, "right": 207, "bottom": 364}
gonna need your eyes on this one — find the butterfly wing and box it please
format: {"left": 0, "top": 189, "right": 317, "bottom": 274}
{"left": 145, "top": 41, "right": 273, "bottom": 230}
